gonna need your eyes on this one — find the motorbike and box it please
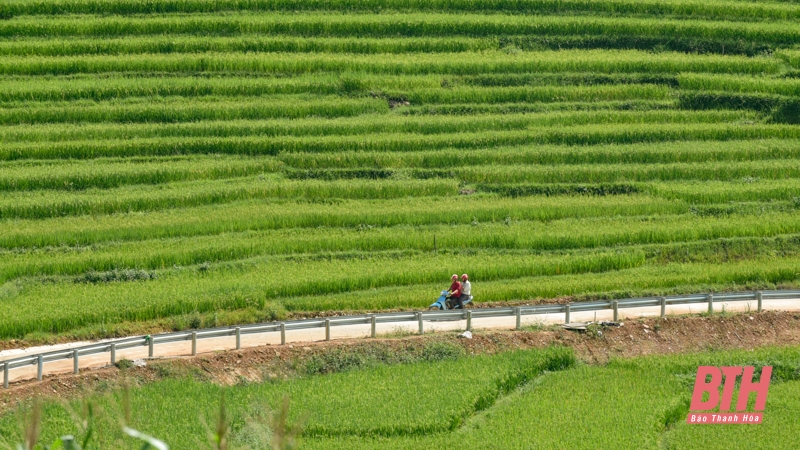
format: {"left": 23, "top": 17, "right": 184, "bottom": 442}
{"left": 429, "top": 290, "right": 473, "bottom": 310}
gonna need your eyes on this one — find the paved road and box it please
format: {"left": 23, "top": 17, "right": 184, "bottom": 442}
{"left": 3, "top": 298, "right": 799, "bottom": 385}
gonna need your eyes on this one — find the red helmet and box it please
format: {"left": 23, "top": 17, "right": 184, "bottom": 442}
{"left": 451, "top": 274, "right": 458, "bottom": 281}
{"left": 461, "top": 274, "right": 468, "bottom": 281}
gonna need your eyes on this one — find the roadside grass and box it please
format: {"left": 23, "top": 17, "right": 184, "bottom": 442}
{"left": 0, "top": 347, "right": 577, "bottom": 447}
{"left": 2, "top": 343, "right": 798, "bottom": 449}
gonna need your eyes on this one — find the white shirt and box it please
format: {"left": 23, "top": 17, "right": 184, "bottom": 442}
{"left": 461, "top": 280, "right": 471, "bottom": 296}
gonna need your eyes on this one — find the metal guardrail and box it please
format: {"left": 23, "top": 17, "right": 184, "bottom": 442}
{"left": 2, "top": 289, "right": 798, "bottom": 389}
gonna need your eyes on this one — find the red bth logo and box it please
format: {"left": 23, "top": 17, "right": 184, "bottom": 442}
{"left": 686, "top": 366, "right": 771, "bottom": 424}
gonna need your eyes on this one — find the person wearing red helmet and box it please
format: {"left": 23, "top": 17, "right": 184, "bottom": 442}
{"left": 447, "top": 274, "right": 462, "bottom": 309}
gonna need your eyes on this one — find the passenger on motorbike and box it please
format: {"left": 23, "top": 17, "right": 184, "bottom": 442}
{"left": 455, "top": 274, "right": 471, "bottom": 308}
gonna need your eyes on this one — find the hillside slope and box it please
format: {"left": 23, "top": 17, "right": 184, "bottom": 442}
{"left": 1, "top": 0, "right": 800, "bottom": 342}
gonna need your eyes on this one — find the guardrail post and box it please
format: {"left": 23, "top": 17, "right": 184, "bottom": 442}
{"left": 280, "top": 323, "right": 286, "bottom": 345}
{"left": 707, "top": 294, "right": 714, "bottom": 314}
{"left": 37, "top": 355, "right": 43, "bottom": 381}
{"left": 148, "top": 336, "right": 154, "bottom": 358}
{"left": 371, "top": 315, "right": 376, "bottom": 338}
{"left": 417, "top": 312, "right": 424, "bottom": 335}
{"left": 757, "top": 291, "right": 763, "bottom": 313}
{"left": 565, "top": 304, "right": 571, "bottom": 324}
{"left": 660, "top": 297, "right": 667, "bottom": 319}
{"left": 613, "top": 301, "right": 618, "bottom": 322}
{"left": 235, "top": 327, "right": 241, "bottom": 350}
{"left": 3, "top": 363, "right": 7, "bottom": 389}
{"left": 110, "top": 343, "right": 116, "bottom": 365}
{"left": 466, "top": 310, "right": 472, "bottom": 331}
{"left": 191, "top": 332, "right": 197, "bottom": 356}
{"left": 325, "top": 319, "right": 331, "bottom": 341}
{"left": 515, "top": 307, "right": 521, "bottom": 330}
{"left": 73, "top": 350, "right": 79, "bottom": 374}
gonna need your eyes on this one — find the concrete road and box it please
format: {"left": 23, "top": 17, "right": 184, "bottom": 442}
{"left": 2, "top": 298, "right": 798, "bottom": 385}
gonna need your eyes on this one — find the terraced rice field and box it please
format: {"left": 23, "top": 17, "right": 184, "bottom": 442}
{"left": 1, "top": 0, "right": 800, "bottom": 340}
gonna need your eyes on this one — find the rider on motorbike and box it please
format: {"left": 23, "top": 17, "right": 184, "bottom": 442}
{"left": 447, "top": 274, "right": 462, "bottom": 309}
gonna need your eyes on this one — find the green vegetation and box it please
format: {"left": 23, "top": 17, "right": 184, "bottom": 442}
{"left": 3, "top": 0, "right": 800, "bottom": 21}
{"left": 0, "top": 51, "right": 782, "bottom": 76}
{"left": 2, "top": 343, "right": 798, "bottom": 449}
{"left": 1, "top": 0, "right": 800, "bottom": 344}
{"left": 0, "top": 345, "right": 576, "bottom": 448}
{"left": 302, "top": 345, "right": 800, "bottom": 449}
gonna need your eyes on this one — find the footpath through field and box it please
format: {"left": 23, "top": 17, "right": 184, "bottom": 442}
{"left": 2, "top": 297, "right": 799, "bottom": 385}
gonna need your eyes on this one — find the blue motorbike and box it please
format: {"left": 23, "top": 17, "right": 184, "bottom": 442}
{"left": 429, "top": 290, "right": 473, "bottom": 310}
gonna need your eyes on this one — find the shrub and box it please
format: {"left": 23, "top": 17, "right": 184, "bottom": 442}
{"left": 76, "top": 269, "right": 157, "bottom": 284}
